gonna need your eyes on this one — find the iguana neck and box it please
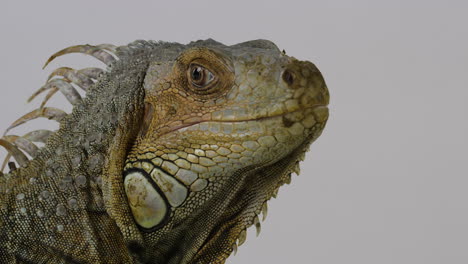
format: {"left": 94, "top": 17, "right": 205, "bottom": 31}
{"left": 0, "top": 46, "right": 149, "bottom": 263}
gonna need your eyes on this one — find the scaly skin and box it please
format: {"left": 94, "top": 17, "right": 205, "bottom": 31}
{"left": 0, "top": 39, "right": 329, "bottom": 263}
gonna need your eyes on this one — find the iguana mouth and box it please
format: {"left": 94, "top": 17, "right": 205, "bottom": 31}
{"left": 164, "top": 104, "right": 329, "bottom": 137}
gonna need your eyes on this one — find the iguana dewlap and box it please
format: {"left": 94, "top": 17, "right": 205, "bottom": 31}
{"left": 0, "top": 39, "right": 329, "bottom": 264}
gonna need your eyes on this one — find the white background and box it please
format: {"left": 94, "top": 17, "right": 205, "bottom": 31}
{"left": 1, "top": 1, "right": 467, "bottom": 263}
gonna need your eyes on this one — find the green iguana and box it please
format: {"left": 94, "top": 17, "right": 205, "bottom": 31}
{"left": 0, "top": 39, "right": 329, "bottom": 263}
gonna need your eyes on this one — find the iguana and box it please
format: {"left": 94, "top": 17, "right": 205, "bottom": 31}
{"left": 0, "top": 39, "right": 329, "bottom": 264}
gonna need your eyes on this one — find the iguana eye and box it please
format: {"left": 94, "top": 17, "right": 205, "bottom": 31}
{"left": 177, "top": 48, "right": 234, "bottom": 99}
{"left": 189, "top": 64, "right": 215, "bottom": 88}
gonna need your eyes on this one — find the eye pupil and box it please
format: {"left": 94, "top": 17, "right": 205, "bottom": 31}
{"left": 192, "top": 67, "right": 203, "bottom": 81}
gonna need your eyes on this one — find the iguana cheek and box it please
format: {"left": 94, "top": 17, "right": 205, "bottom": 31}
{"left": 124, "top": 171, "right": 168, "bottom": 230}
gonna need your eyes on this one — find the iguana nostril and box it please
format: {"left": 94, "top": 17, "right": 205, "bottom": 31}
{"left": 282, "top": 69, "right": 294, "bottom": 86}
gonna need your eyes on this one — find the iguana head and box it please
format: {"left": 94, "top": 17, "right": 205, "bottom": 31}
{"left": 121, "top": 39, "right": 329, "bottom": 263}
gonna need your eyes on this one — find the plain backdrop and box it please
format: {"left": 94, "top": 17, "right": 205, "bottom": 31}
{"left": 1, "top": 1, "right": 467, "bottom": 263}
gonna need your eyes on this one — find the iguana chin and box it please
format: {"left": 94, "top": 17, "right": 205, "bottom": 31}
{"left": 0, "top": 39, "right": 329, "bottom": 264}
